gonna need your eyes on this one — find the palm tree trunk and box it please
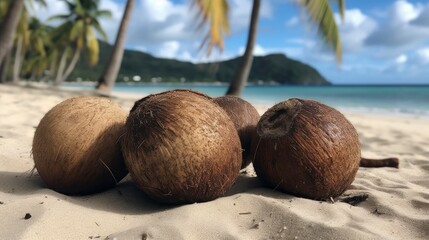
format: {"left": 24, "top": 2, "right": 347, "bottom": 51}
{"left": 61, "top": 48, "right": 81, "bottom": 83}
{"left": 12, "top": 35, "right": 23, "bottom": 83}
{"left": 54, "top": 50, "right": 68, "bottom": 86}
{"left": 0, "top": 0, "right": 25, "bottom": 66}
{"left": 0, "top": 50, "right": 11, "bottom": 83}
{"left": 96, "top": 0, "right": 135, "bottom": 94}
{"left": 226, "top": 0, "right": 260, "bottom": 96}
{"left": 47, "top": 52, "right": 58, "bottom": 82}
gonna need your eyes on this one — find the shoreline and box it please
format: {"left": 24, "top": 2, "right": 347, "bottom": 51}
{"left": 1, "top": 83, "right": 429, "bottom": 239}
{"left": 13, "top": 82, "right": 429, "bottom": 120}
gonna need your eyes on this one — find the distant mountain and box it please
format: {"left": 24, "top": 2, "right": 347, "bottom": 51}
{"left": 70, "top": 41, "right": 330, "bottom": 85}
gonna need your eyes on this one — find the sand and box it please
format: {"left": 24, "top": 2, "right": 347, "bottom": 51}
{"left": 0, "top": 83, "right": 428, "bottom": 240}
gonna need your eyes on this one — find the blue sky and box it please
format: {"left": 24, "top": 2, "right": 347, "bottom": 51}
{"left": 34, "top": 0, "right": 429, "bottom": 84}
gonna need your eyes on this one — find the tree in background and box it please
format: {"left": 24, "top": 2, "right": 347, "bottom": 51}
{"left": 0, "top": 0, "right": 25, "bottom": 68}
{"left": 49, "top": 0, "right": 111, "bottom": 85}
{"left": 96, "top": 0, "right": 135, "bottom": 95}
{"left": 226, "top": 0, "right": 259, "bottom": 96}
{"left": 0, "top": 0, "right": 47, "bottom": 83}
{"left": 195, "top": 0, "right": 345, "bottom": 96}
{"left": 21, "top": 17, "right": 51, "bottom": 81}
{"left": 12, "top": 6, "right": 31, "bottom": 83}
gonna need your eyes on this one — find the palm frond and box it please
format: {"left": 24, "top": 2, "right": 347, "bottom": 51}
{"left": 193, "top": 0, "right": 230, "bottom": 55}
{"left": 69, "top": 19, "right": 85, "bottom": 41}
{"left": 51, "top": 22, "right": 73, "bottom": 43}
{"left": 95, "top": 10, "right": 113, "bottom": 18}
{"left": 298, "top": 0, "right": 342, "bottom": 62}
{"left": 337, "top": 0, "right": 345, "bottom": 21}
{"left": 85, "top": 27, "right": 99, "bottom": 65}
{"left": 92, "top": 19, "right": 108, "bottom": 42}
{"left": 48, "top": 14, "right": 72, "bottom": 22}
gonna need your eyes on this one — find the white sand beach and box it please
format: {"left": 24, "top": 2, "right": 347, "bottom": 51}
{"left": 0, "top": 84, "right": 428, "bottom": 240}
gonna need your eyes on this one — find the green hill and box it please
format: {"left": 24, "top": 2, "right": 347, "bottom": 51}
{"left": 70, "top": 41, "right": 330, "bottom": 85}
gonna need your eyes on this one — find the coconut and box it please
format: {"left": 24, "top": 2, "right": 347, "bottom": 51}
{"left": 32, "top": 96, "right": 128, "bottom": 195}
{"left": 122, "top": 90, "right": 242, "bottom": 204}
{"left": 252, "top": 98, "right": 361, "bottom": 200}
{"left": 213, "top": 96, "right": 260, "bottom": 169}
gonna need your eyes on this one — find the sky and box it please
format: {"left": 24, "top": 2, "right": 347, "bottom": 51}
{"left": 32, "top": 0, "right": 429, "bottom": 85}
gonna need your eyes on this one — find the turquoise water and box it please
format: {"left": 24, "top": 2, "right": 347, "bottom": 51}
{"left": 66, "top": 84, "right": 429, "bottom": 117}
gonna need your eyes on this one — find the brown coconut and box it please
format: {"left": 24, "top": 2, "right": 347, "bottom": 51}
{"left": 251, "top": 98, "right": 361, "bottom": 200}
{"left": 122, "top": 89, "right": 242, "bottom": 204}
{"left": 32, "top": 96, "right": 128, "bottom": 195}
{"left": 213, "top": 96, "right": 260, "bottom": 169}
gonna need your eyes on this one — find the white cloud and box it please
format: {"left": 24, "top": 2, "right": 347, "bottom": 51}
{"left": 158, "top": 41, "right": 180, "bottom": 59}
{"left": 31, "top": 0, "right": 68, "bottom": 24}
{"left": 395, "top": 54, "right": 408, "bottom": 64}
{"left": 237, "top": 44, "right": 267, "bottom": 56}
{"left": 98, "top": 1, "right": 124, "bottom": 42}
{"left": 412, "top": 5, "right": 429, "bottom": 27}
{"left": 383, "top": 48, "right": 429, "bottom": 74}
{"left": 287, "top": 38, "right": 316, "bottom": 48}
{"left": 365, "top": 0, "right": 429, "bottom": 47}
{"left": 286, "top": 16, "right": 299, "bottom": 27}
{"left": 253, "top": 45, "right": 267, "bottom": 56}
{"left": 229, "top": 0, "right": 273, "bottom": 31}
{"left": 416, "top": 48, "right": 429, "bottom": 64}
{"left": 390, "top": 0, "right": 422, "bottom": 24}
{"left": 336, "top": 9, "right": 377, "bottom": 52}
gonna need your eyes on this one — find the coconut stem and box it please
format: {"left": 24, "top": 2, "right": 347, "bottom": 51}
{"left": 360, "top": 157, "right": 399, "bottom": 168}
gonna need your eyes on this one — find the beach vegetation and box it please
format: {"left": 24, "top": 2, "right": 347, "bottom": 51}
{"left": 48, "top": 0, "right": 112, "bottom": 85}
{"left": 194, "top": 0, "right": 344, "bottom": 96}
{"left": 71, "top": 42, "right": 329, "bottom": 85}
{"left": 0, "top": 0, "right": 25, "bottom": 70}
{"left": 0, "top": 0, "right": 333, "bottom": 88}
{"left": 95, "top": 0, "right": 135, "bottom": 95}
{"left": 0, "top": 0, "right": 47, "bottom": 82}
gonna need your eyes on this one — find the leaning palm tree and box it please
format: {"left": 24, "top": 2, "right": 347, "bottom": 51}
{"left": 49, "top": 0, "right": 111, "bottom": 85}
{"left": 0, "top": 0, "right": 25, "bottom": 67}
{"left": 1, "top": 0, "right": 47, "bottom": 84}
{"left": 96, "top": 0, "right": 135, "bottom": 94}
{"left": 0, "top": 1, "right": 13, "bottom": 82}
{"left": 195, "top": 0, "right": 345, "bottom": 96}
{"left": 12, "top": 6, "right": 31, "bottom": 83}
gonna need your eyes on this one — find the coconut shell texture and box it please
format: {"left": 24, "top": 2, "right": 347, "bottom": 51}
{"left": 213, "top": 96, "right": 260, "bottom": 169}
{"left": 32, "top": 96, "right": 128, "bottom": 195}
{"left": 252, "top": 98, "right": 361, "bottom": 200}
{"left": 122, "top": 90, "right": 242, "bottom": 204}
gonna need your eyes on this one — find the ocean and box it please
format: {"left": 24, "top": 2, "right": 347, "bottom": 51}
{"left": 65, "top": 83, "right": 429, "bottom": 118}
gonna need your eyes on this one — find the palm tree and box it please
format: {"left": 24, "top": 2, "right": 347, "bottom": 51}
{"left": 0, "top": 0, "right": 47, "bottom": 83}
{"left": 12, "top": 6, "right": 31, "bottom": 83}
{"left": 0, "top": 0, "right": 25, "bottom": 67}
{"left": 21, "top": 17, "right": 51, "bottom": 81}
{"left": 226, "top": 0, "right": 260, "bottom": 95}
{"left": 49, "top": 0, "right": 111, "bottom": 85}
{"left": 195, "top": 0, "right": 345, "bottom": 96}
{"left": 194, "top": 0, "right": 230, "bottom": 55}
{"left": 96, "top": 0, "right": 135, "bottom": 94}
{"left": 0, "top": 1, "right": 12, "bottom": 82}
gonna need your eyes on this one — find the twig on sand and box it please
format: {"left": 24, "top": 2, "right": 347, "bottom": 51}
{"left": 239, "top": 212, "right": 252, "bottom": 215}
{"left": 360, "top": 157, "right": 399, "bottom": 168}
